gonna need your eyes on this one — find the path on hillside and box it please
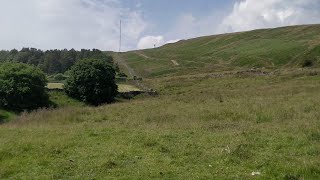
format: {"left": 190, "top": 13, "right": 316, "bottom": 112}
{"left": 134, "top": 51, "right": 180, "bottom": 66}
{"left": 171, "top": 60, "right": 179, "bottom": 66}
{"left": 113, "top": 53, "right": 153, "bottom": 92}
{"left": 113, "top": 53, "right": 136, "bottom": 78}
{"left": 133, "top": 51, "right": 151, "bottom": 59}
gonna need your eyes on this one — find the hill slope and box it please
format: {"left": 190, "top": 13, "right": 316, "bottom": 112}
{"left": 2, "top": 74, "right": 320, "bottom": 179}
{"left": 118, "top": 25, "right": 320, "bottom": 77}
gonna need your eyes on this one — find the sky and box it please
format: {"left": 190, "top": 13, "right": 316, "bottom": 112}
{"left": 0, "top": 0, "right": 320, "bottom": 51}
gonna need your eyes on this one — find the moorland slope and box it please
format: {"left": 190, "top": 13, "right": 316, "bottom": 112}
{"left": 118, "top": 24, "right": 320, "bottom": 77}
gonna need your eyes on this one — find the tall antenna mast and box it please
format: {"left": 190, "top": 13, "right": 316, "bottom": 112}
{"left": 119, "top": 20, "right": 122, "bottom": 53}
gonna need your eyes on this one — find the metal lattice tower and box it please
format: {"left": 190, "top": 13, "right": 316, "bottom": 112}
{"left": 119, "top": 20, "right": 122, "bottom": 53}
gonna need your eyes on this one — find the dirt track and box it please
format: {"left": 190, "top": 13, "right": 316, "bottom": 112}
{"left": 113, "top": 53, "right": 153, "bottom": 92}
{"left": 133, "top": 52, "right": 151, "bottom": 59}
{"left": 113, "top": 53, "right": 136, "bottom": 78}
{"left": 171, "top": 60, "right": 179, "bottom": 66}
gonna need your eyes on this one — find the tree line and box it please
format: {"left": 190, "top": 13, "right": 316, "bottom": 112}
{"left": 1, "top": 58, "right": 118, "bottom": 111}
{"left": 0, "top": 48, "right": 113, "bottom": 74}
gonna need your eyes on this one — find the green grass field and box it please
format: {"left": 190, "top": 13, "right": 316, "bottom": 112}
{"left": 118, "top": 84, "right": 142, "bottom": 92}
{"left": 0, "top": 91, "right": 85, "bottom": 123}
{"left": 1, "top": 70, "right": 320, "bottom": 179}
{"left": 47, "top": 83, "right": 64, "bottom": 90}
{"left": 1, "top": 83, "right": 141, "bottom": 122}
{"left": 47, "top": 83, "right": 142, "bottom": 93}
{"left": 1, "top": 25, "right": 320, "bottom": 179}
{"left": 49, "top": 91, "right": 85, "bottom": 108}
{"left": 118, "top": 25, "right": 320, "bottom": 78}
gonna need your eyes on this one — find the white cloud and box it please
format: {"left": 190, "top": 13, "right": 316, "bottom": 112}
{"left": 219, "top": 0, "right": 320, "bottom": 33}
{"left": 1, "top": 0, "right": 319, "bottom": 51}
{"left": 165, "top": 39, "right": 180, "bottom": 44}
{"left": 163, "top": 0, "right": 320, "bottom": 42}
{"left": 0, "top": 0, "right": 147, "bottom": 51}
{"left": 137, "top": 35, "right": 164, "bottom": 49}
{"left": 138, "top": 0, "right": 320, "bottom": 50}
{"left": 137, "top": 35, "right": 181, "bottom": 49}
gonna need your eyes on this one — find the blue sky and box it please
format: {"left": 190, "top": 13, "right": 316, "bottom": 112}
{"left": 0, "top": 0, "right": 319, "bottom": 51}
{"left": 123, "top": 0, "right": 236, "bottom": 35}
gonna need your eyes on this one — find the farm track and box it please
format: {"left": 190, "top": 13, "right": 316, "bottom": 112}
{"left": 133, "top": 51, "right": 151, "bottom": 59}
{"left": 113, "top": 53, "right": 154, "bottom": 92}
{"left": 171, "top": 60, "right": 179, "bottom": 66}
{"left": 113, "top": 53, "right": 136, "bottom": 78}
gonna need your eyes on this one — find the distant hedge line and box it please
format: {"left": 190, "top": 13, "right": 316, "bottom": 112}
{"left": 0, "top": 48, "right": 114, "bottom": 74}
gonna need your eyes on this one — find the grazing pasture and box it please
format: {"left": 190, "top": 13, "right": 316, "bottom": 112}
{"left": 121, "top": 25, "right": 320, "bottom": 78}
{"left": 1, "top": 25, "right": 320, "bottom": 179}
{"left": 47, "top": 83, "right": 141, "bottom": 93}
{"left": 1, "top": 71, "right": 320, "bottom": 179}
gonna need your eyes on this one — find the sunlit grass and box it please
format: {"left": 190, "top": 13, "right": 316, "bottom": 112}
{"left": 118, "top": 84, "right": 142, "bottom": 92}
{"left": 120, "top": 25, "right": 320, "bottom": 77}
{"left": 1, "top": 72, "right": 320, "bottom": 179}
{"left": 46, "top": 83, "right": 142, "bottom": 93}
{"left": 46, "top": 83, "right": 64, "bottom": 90}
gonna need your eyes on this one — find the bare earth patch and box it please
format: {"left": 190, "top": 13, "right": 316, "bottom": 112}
{"left": 171, "top": 60, "right": 179, "bottom": 66}
{"left": 118, "top": 84, "right": 142, "bottom": 92}
{"left": 47, "top": 83, "right": 141, "bottom": 93}
{"left": 46, "top": 83, "right": 64, "bottom": 90}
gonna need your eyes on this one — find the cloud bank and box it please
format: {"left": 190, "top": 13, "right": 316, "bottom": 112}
{"left": 0, "top": 0, "right": 147, "bottom": 51}
{"left": 137, "top": 35, "right": 180, "bottom": 49}
{"left": 138, "top": 0, "right": 320, "bottom": 49}
{"left": 0, "top": 0, "right": 319, "bottom": 51}
{"left": 219, "top": 0, "right": 320, "bottom": 33}
{"left": 137, "top": 36, "right": 164, "bottom": 49}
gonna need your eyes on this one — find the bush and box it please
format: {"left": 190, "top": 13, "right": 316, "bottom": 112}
{"left": 302, "top": 59, "right": 314, "bottom": 67}
{"left": 118, "top": 72, "right": 128, "bottom": 78}
{"left": 54, "top": 73, "right": 67, "bottom": 81}
{"left": 0, "top": 63, "right": 49, "bottom": 111}
{"left": 65, "top": 58, "right": 118, "bottom": 105}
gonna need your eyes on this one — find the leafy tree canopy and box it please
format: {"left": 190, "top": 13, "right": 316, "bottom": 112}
{"left": 0, "top": 63, "right": 49, "bottom": 111}
{"left": 0, "top": 48, "right": 113, "bottom": 74}
{"left": 65, "top": 58, "right": 118, "bottom": 105}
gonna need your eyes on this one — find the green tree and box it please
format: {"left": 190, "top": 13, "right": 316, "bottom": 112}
{"left": 0, "top": 48, "right": 114, "bottom": 74}
{"left": 0, "top": 51, "right": 9, "bottom": 62}
{"left": 65, "top": 58, "right": 118, "bottom": 105}
{"left": 0, "top": 63, "right": 49, "bottom": 111}
{"left": 54, "top": 73, "right": 67, "bottom": 81}
{"left": 60, "top": 49, "right": 77, "bottom": 72}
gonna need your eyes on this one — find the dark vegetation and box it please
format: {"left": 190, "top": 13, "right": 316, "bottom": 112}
{"left": 65, "top": 59, "right": 118, "bottom": 105}
{"left": 0, "top": 110, "right": 15, "bottom": 124}
{"left": 302, "top": 59, "right": 314, "bottom": 67}
{"left": 0, "top": 48, "right": 119, "bottom": 112}
{"left": 0, "top": 63, "right": 49, "bottom": 111}
{"left": 0, "top": 48, "right": 114, "bottom": 74}
{"left": 52, "top": 73, "right": 67, "bottom": 81}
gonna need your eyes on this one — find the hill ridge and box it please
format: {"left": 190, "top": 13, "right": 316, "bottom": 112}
{"left": 117, "top": 24, "right": 320, "bottom": 78}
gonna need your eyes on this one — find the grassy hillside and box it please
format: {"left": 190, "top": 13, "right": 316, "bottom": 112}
{"left": 118, "top": 25, "right": 320, "bottom": 77}
{"left": 1, "top": 25, "right": 320, "bottom": 179}
{"left": 1, "top": 71, "right": 320, "bottom": 179}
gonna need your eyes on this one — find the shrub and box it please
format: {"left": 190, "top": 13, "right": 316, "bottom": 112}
{"left": 54, "top": 73, "right": 67, "bottom": 81}
{"left": 65, "top": 58, "right": 118, "bottom": 105}
{"left": 0, "top": 63, "right": 49, "bottom": 111}
{"left": 302, "top": 59, "right": 314, "bottom": 67}
{"left": 118, "top": 72, "right": 128, "bottom": 78}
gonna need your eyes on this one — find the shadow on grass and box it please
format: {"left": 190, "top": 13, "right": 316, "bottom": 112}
{"left": 0, "top": 115, "right": 6, "bottom": 124}
{"left": 0, "top": 100, "right": 57, "bottom": 125}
